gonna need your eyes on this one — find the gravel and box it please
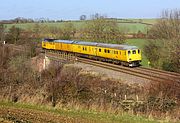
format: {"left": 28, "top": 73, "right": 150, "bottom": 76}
{"left": 71, "top": 62, "right": 150, "bottom": 86}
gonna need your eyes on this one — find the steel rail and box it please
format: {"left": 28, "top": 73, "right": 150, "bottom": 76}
{"left": 77, "top": 57, "right": 179, "bottom": 83}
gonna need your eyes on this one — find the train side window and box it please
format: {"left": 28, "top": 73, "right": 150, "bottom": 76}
{"left": 99, "top": 49, "right": 101, "bottom": 52}
{"left": 128, "top": 51, "right": 131, "bottom": 55}
{"left": 138, "top": 49, "right": 140, "bottom": 54}
{"left": 119, "top": 51, "right": 121, "bottom": 55}
{"left": 83, "top": 47, "right": 84, "bottom": 50}
{"left": 85, "top": 47, "right": 87, "bottom": 51}
{"left": 107, "top": 50, "right": 110, "bottom": 53}
{"left": 132, "top": 50, "right": 136, "bottom": 54}
{"left": 104, "top": 49, "right": 107, "bottom": 53}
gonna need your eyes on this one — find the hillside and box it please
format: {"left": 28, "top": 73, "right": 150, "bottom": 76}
{"left": 4, "top": 18, "right": 157, "bottom": 33}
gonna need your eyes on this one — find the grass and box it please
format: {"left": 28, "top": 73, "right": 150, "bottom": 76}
{"left": 4, "top": 18, "right": 157, "bottom": 33}
{"left": 125, "top": 38, "right": 150, "bottom": 67}
{"left": 118, "top": 23, "right": 149, "bottom": 33}
{"left": 0, "top": 101, "right": 160, "bottom": 123}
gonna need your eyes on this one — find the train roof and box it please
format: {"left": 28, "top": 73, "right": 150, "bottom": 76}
{"left": 74, "top": 41, "right": 98, "bottom": 46}
{"left": 54, "top": 40, "right": 75, "bottom": 44}
{"left": 97, "top": 43, "right": 138, "bottom": 50}
{"left": 43, "top": 39, "right": 139, "bottom": 50}
{"left": 43, "top": 38, "right": 55, "bottom": 42}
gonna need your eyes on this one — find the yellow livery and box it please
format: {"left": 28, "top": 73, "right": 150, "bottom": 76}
{"left": 42, "top": 39, "right": 141, "bottom": 67}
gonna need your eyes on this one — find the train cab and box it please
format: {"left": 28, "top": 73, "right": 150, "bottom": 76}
{"left": 127, "top": 48, "right": 141, "bottom": 67}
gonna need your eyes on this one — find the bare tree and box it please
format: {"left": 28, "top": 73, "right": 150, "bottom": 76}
{"left": 80, "top": 15, "right": 87, "bottom": 20}
{"left": 0, "top": 24, "right": 6, "bottom": 42}
{"left": 80, "top": 18, "right": 125, "bottom": 44}
{"left": 145, "top": 9, "right": 180, "bottom": 72}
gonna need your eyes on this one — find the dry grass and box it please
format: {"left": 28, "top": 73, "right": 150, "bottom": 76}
{"left": 0, "top": 48, "right": 179, "bottom": 122}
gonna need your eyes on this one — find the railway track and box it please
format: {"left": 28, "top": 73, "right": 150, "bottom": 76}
{"left": 45, "top": 52, "right": 180, "bottom": 83}
{"left": 136, "top": 67, "right": 180, "bottom": 80}
{"left": 77, "top": 57, "right": 180, "bottom": 83}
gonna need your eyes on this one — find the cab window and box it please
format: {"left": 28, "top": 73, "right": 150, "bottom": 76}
{"left": 99, "top": 49, "right": 101, "bottom": 52}
{"left": 132, "top": 50, "right": 136, "bottom": 54}
{"left": 138, "top": 49, "right": 140, "bottom": 54}
{"left": 128, "top": 51, "right": 131, "bottom": 55}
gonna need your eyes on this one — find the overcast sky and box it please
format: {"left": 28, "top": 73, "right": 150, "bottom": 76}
{"left": 0, "top": 0, "right": 179, "bottom": 20}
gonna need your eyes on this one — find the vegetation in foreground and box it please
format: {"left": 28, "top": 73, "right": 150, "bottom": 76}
{"left": 0, "top": 101, "right": 160, "bottom": 123}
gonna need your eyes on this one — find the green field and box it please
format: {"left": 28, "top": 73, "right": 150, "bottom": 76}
{"left": 118, "top": 23, "right": 149, "bottom": 33}
{"left": 118, "top": 18, "right": 158, "bottom": 24}
{"left": 4, "top": 18, "right": 157, "bottom": 33}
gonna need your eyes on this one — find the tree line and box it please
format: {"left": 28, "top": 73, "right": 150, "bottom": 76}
{"left": 144, "top": 10, "right": 180, "bottom": 73}
{"left": 0, "top": 18, "right": 126, "bottom": 45}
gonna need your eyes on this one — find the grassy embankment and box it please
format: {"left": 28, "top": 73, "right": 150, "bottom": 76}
{"left": 0, "top": 101, "right": 160, "bottom": 123}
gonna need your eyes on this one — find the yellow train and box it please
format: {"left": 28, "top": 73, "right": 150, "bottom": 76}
{"left": 42, "top": 39, "right": 142, "bottom": 67}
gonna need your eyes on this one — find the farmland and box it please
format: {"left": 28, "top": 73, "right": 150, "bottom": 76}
{"left": 4, "top": 18, "right": 157, "bottom": 33}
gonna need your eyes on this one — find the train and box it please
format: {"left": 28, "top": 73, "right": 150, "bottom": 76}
{"left": 42, "top": 39, "right": 142, "bottom": 67}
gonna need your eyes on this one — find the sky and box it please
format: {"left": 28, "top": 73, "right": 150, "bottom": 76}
{"left": 0, "top": 0, "right": 179, "bottom": 20}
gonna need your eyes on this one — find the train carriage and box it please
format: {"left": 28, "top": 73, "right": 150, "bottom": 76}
{"left": 73, "top": 41, "right": 98, "bottom": 56}
{"left": 54, "top": 40, "right": 74, "bottom": 52}
{"left": 42, "top": 38, "right": 55, "bottom": 50}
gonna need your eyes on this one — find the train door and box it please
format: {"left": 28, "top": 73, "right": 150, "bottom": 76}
{"left": 128, "top": 50, "right": 131, "bottom": 62}
{"left": 92, "top": 47, "right": 97, "bottom": 56}
{"left": 94, "top": 47, "right": 98, "bottom": 56}
{"left": 97, "top": 47, "right": 102, "bottom": 57}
